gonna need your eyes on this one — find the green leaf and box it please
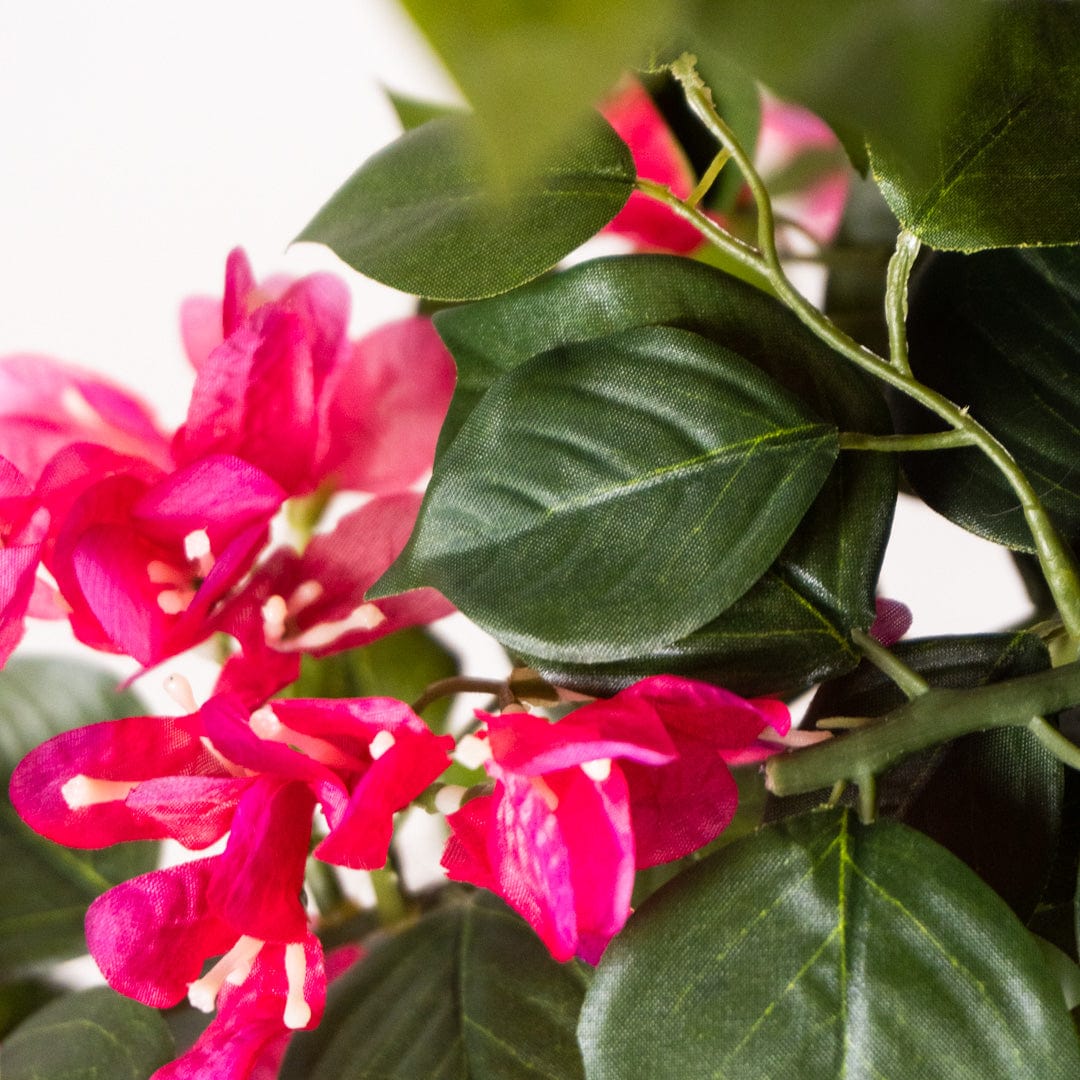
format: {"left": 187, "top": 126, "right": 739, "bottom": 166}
{"left": 282, "top": 627, "right": 458, "bottom": 732}
{"left": 374, "top": 324, "right": 838, "bottom": 663}
{"left": 0, "top": 980, "right": 59, "bottom": 1040}
{"left": 896, "top": 246, "right": 1080, "bottom": 553}
{"left": 579, "top": 809, "right": 1080, "bottom": 1079}
{"left": 296, "top": 114, "right": 635, "bottom": 302}
{"left": 281, "top": 892, "right": 588, "bottom": 1080}
{"left": 683, "top": 0, "right": 992, "bottom": 176}
{"left": 433, "top": 255, "right": 895, "bottom": 692}
{"left": 871, "top": 3, "right": 1080, "bottom": 250}
{"left": 778, "top": 633, "right": 1062, "bottom": 923}
{"left": 397, "top": 0, "right": 679, "bottom": 174}
{"left": 0, "top": 658, "right": 158, "bottom": 975}
{"left": 0, "top": 986, "right": 174, "bottom": 1080}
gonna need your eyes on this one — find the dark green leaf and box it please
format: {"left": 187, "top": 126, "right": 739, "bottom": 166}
{"left": 296, "top": 114, "right": 635, "bottom": 301}
{"left": 282, "top": 627, "right": 458, "bottom": 732}
{"left": 579, "top": 809, "right": 1080, "bottom": 1079}
{"left": 397, "top": 0, "right": 679, "bottom": 173}
{"left": 871, "top": 3, "right": 1080, "bottom": 249}
{"left": 374, "top": 324, "right": 838, "bottom": 663}
{"left": 434, "top": 255, "right": 895, "bottom": 692}
{"left": 897, "top": 246, "right": 1080, "bottom": 553}
{"left": 386, "top": 91, "right": 461, "bottom": 132}
{"left": 282, "top": 892, "right": 588, "bottom": 1080}
{"left": 0, "top": 986, "right": 174, "bottom": 1080}
{"left": 0, "top": 980, "right": 58, "bottom": 1040}
{"left": 683, "top": 0, "right": 991, "bottom": 176}
{"left": 776, "top": 633, "right": 1061, "bottom": 923}
{"left": 0, "top": 658, "right": 158, "bottom": 974}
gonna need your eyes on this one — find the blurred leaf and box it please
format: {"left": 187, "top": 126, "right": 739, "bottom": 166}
{"left": 872, "top": 3, "right": 1080, "bottom": 249}
{"left": 896, "top": 246, "right": 1080, "bottom": 553}
{"left": 398, "top": 0, "right": 679, "bottom": 174}
{"left": 0, "top": 658, "right": 158, "bottom": 974}
{"left": 434, "top": 255, "right": 895, "bottom": 694}
{"left": 385, "top": 91, "right": 461, "bottom": 131}
{"left": 282, "top": 892, "right": 587, "bottom": 1079}
{"left": 374, "top": 324, "right": 838, "bottom": 663}
{"left": 283, "top": 627, "right": 458, "bottom": 732}
{"left": 1035, "top": 936, "right": 1080, "bottom": 1012}
{"left": 296, "top": 114, "right": 635, "bottom": 301}
{"left": 775, "top": 633, "right": 1061, "bottom": 923}
{"left": 579, "top": 809, "right": 1080, "bottom": 1079}
{"left": 683, "top": 0, "right": 991, "bottom": 175}
{"left": 0, "top": 980, "right": 58, "bottom": 1040}
{"left": 0, "top": 986, "right": 174, "bottom": 1080}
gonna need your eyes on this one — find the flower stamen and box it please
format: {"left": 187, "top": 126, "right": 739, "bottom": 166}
{"left": 60, "top": 775, "right": 139, "bottom": 810}
{"left": 283, "top": 942, "right": 312, "bottom": 1029}
{"left": 188, "top": 935, "right": 264, "bottom": 1013}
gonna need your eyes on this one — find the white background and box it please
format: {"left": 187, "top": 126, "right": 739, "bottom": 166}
{"left": 0, "top": 0, "right": 1033, "bottom": 672}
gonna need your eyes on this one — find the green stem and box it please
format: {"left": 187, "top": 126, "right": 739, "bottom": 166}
{"left": 658, "top": 54, "right": 1080, "bottom": 643}
{"left": 411, "top": 675, "right": 508, "bottom": 715}
{"left": 688, "top": 148, "right": 731, "bottom": 208}
{"left": 766, "top": 660, "right": 1080, "bottom": 798}
{"left": 851, "top": 628, "right": 929, "bottom": 699}
{"left": 370, "top": 866, "right": 408, "bottom": 927}
{"left": 885, "top": 230, "right": 922, "bottom": 376}
{"left": 1028, "top": 716, "right": 1080, "bottom": 772}
{"left": 838, "top": 430, "right": 975, "bottom": 452}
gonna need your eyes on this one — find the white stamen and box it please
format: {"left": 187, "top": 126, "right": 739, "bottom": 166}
{"left": 581, "top": 757, "right": 612, "bottom": 782}
{"left": 435, "top": 784, "right": 467, "bottom": 815}
{"left": 453, "top": 733, "right": 492, "bottom": 771}
{"left": 183, "top": 528, "right": 212, "bottom": 563}
{"left": 249, "top": 705, "right": 283, "bottom": 740}
{"left": 146, "top": 559, "right": 186, "bottom": 586}
{"left": 60, "top": 775, "right": 139, "bottom": 810}
{"left": 156, "top": 587, "right": 194, "bottom": 614}
{"left": 261, "top": 595, "right": 288, "bottom": 642}
{"left": 250, "top": 707, "right": 362, "bottom": 770}
{"left": 164, "top": 673, "right": 199, "bottom": 714}
{"left": 187, "top": 935, "right": 264, "bottom": 1014}
{"left": 59, "top": 385, "right": 100, "bottom": 425}
{"left": 530, "top": 776, "right": 560, "bottom": 811}
{"left": 369, "top": 730, "right": 396, "bottom": 760}
{"left": 288, "top": 579, "right": 324, "bottom": 611}
{"left": 283, "top": 942, "right": 311, "bottom": 1029}
{"left": 276, "top": 603, "right": 386, "bottom": 651}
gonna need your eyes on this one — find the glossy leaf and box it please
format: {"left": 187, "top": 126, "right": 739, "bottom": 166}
{"left": 374, "top": 324, "right": 838, "bottom": 663}
{"left": 872, "top": 3, "right": 1080, "bottom": 249}
{"left": 281, "top": 892, "right": 588, "bottom": 1080}
{"left": 0, "top": 658, "right": 157, "bottom": 974}
{"left": 0, "top": 986, "right": 174, "bottom": 1080}
{"left": 282, "top": 627, "right": 458, "bottom": 732}
{"left": 579, "top": 809, "right": 1080, "bottom": 1079}
{"left": 434, "top": 255, "right": 894, "bottom": 692}
{"left": 781, "top": 633, "right": 1061, "bottom": 922}
{"left": 296, "top": 114, "right": 635, "bottom": 301}
{"left": 896, "top": 247, "right": 1080, "bottom": 553}
{"left": 397, "top": 0, "right": 679, "bottom": 173}
{"left": 683, "top": 0, "right": 991, "bottom": 175}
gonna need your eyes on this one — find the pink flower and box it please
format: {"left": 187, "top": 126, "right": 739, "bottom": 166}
{"left": 215, "top": 492, "right": 454, "bottom": 701}
{"left": 0, "top": 354, "right": 171, "bottom": 484}
{"left": 9, "top": 688, "right": 454, "bottom": 1069}
{"left": 0, "top": 455, "right": 50, "bottom": 666}
{"left": 175, "top": 250, "right": 455, "bottom": 497}
{"left": 601, "top": 79, "right": 850, "bottom": 253}
{"left": 441, "top": 676, "right": 789, "bottom": 963}
{"left": 869, "top": 596, "right": 913, "bottom": 647}
{"left": 44, "top": 454, "right": 286, "bottom": 666}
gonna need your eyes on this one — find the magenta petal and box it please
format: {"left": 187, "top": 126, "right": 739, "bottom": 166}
{"left": 870, "top": 596, "right": 913, "bottom": 646}
{"left": 0, "top": 509, "right": 47, "bottom": 667}
{"left": 223, "top": 248, "right": 257, "bottom": 336}
{"left": 150, "top": 934, "right": 326, "bottom": 1080}
{"left": 600, "top": 79, "right": 703, "bottom": 253}
{"left": 315, "top": 726, "right": 454, "bottom": 868}
{"left": 87, "top": 861, "right": 237, "bottom": 1007}
{"left": 485, "top": 702, "right": 676, "bottom": 776}
{"left": 124, "top": 775, "right": 253, "bottom": 849}
{"left": 9, "top": 713, "right": 218, "bottom": 848}
{"left": 442, "top": 795, "right": 499, "bottom": 893}
{"left": 319, "top": 317, "right": 455, "bottom": 493}
{"left": 207, "top": 777, "right": 315, "bottom": 942}
{"left": 179, "top": 296, "right": 225, "bottom": 372}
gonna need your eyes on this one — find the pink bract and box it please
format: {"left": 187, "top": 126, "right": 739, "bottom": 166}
{"left": 442, "top": 676, "right": 789, "bottom": 963}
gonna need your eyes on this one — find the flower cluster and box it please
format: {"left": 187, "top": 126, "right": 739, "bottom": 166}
{"left": 3, "top": 248, "right": 801, "bottom": 1078}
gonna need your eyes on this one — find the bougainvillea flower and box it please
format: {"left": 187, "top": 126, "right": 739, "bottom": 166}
{"left": 175, "top": 249, "right": 455, "bottom": 497}
{"left": 45, "top": 453, "right": 286, "bottom": 665}
{"left": 214, "top": 491, "right": 454, "bottom": 702}
{"left": 601, "top": 78, "right": 850, "bottom": 254}
{"left": 869, "top": 596, "right": 913, "bottom": 647}
{"left": 0, "top": 455, "right": 50, "bottom": 666}
{"left": 442, "top": 676, "right": 790, "bottom": 963}
{"left": 10, "top": 689, "right": 453, "bottom": 1063}
{"left": 755, "top": 91, "right": 851, "bottom": 246}
{"left": 600, "top": 78, "right": 704, "bottom": 253}
{"left": 0, "top": 353, "right": 171, "bottom": 483}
